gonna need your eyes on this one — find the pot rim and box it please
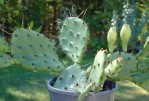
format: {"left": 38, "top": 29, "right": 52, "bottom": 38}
{"left": 47, "top": 78, "right": 118, "bottom": 96}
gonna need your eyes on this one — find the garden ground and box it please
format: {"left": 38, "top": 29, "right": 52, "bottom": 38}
{"left": 0, "top": 61, "right": 149, "bottom": 101}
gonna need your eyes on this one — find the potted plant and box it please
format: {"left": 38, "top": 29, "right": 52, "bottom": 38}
{"left": 0, "top": 16, "right": 149, "bottom": 101}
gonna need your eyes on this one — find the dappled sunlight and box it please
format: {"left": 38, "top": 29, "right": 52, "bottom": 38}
{"left": 7, "top": 87, "right": 49, "bottom": 101}
{"left": 7, "top": 88, "right": 32, "bottom": 99}
{"left": 115, "top": 81, "right": 149, "bottom": 101}
{"left": 0, "top": 65, "right": 51, "bottom": 101}
{"left": 0, "top": 98, "right": 5, "bottom": 101}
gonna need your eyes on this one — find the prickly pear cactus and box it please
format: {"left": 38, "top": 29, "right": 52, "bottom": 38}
{"left": 11, "top": 28, "right": 64, "bottom": 72}
{"left": 0, "top": 52, "right": 14, "bottom": 68}
{"left": 0, "top": 36, "right": 10, "bottom": 52}
{"left": 59, "top": 17, "right": 89, "bottom": 63}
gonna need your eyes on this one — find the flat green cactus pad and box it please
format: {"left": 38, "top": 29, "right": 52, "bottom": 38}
{"left": 59, "top": 17, "right": 89, "bottom": 63}
{"left": 105, "top": 57, "right": 124, "bottom": 78}
{"left": 11, "top": 28, "right": 64, "bottom": 72}
{"left": 0, "top": 52, "right": 14, "bottom": 68}
{"left": 0, "top": 36, "right": 10, "bottom": 52}
{"left": 88, "top": 50, "right": 108, "bottom": 92}
{"left": 107, "top": 52, "right": 138, "bottom": 80}
{"left": 54, "top": 63, "right": 88, "bottom": 92}
{"left": 131, "top": 71, "right": 149, "bottom": 92}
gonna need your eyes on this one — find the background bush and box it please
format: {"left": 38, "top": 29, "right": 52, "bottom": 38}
{"left": 0, "top": 0, "right": 148, "bottom": 53}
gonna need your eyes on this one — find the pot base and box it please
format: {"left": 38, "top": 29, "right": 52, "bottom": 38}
{"left": 47, "top": 78, "right": 117, "bottom": 101}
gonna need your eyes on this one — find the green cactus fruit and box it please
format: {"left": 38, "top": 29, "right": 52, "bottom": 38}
{"left": 54, "top": 63, "right": 88, "bottom": 92}
{"left": 88, "top": 49, "right": 108, "bottom": 92}
{"left": 107, "top": 52, "right": 138, "bottom": 80}
{"left": 136, "top": 37, "right": 149, "bottom": 59}
{"left": 0, "top": 36, "right": 10, "bottom": 52}
{"left": 120, "top": 24, "right": 131, "bottom": 52}
{"left": 11, "top": 28, "right": 64, "bottom": 72}
{"left": 105, "top": 57, "right": 124, "bottom": 77}
{"left": 107, "top": 27, "right": 117, "bottom": 53}
{"left": 130, "top": 71, "right": 149, "bottom": 92}
{"left": 0, "top": 52, "right": 14, "bottom": 68}
{"left": 59, "top": 17, "right": 89, "bottom": 63}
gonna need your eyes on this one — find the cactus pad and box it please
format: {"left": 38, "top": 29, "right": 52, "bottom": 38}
{"left": 107, "top": 52, "right": 138, "bottom": 80}
{"left": 105, "top": 57, "right": 124, "bottom": 77}
{"left": 11, "top": 28, "right": 64, "bottom": 72}
{"left": 0, "top": 52, "right": 14, "bottom": 68}
{"left": 0, "top": 36, "right": 10, "bottom": 52}
{"left": 88, "top": 49, "right": 108, "bottom": 92}
{"left": 59, "top": 17, "right": 89, "bottom": 63}
{"left": 54, "top": 63, "right": 88, "bottom": 92}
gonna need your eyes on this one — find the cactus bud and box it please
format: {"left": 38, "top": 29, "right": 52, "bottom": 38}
{"left": 120, "top": 24, "right": 131, "bottom": 52}
{"left": 107, "top": 27, "right": 117, "bottom": 53}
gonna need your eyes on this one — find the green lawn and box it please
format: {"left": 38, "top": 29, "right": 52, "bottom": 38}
{"left": 0, "top": 65, "right": 149, "bottom": 101}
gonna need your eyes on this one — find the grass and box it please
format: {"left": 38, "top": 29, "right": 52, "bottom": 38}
{"left": 0, "top": 61, "right": 149, "bottom": 101}
{"left": 116, "top": 81, "right": 149, "bottom": 101}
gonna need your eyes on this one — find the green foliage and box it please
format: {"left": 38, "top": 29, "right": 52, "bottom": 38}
{"left": 84, "top": 11, "right": 111, "bottom": 52}
{"left": 136, "top": 37, "right": 149, "bottom": 59}
{"left": 0, "top": 0, "right": 64, "bottom": 34}
{"left": 131, "top": 71, "right": 149, "bottom": 92}
{"left": 0, "top": 0, "right": 4, "bottom": 5}
{"left": 0, "top": 52, "right": 14, "bottom": 68}
{"left": 0, "top": 36, "right": 10, "bottom": 52}
{"left": 0, "top": 35, "right": 14, "bottom": 68}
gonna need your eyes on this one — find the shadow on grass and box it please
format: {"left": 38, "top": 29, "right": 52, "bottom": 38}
{"left": 0, "top": 64, "right": 149, "bottom": 101}
{"left": 0, "top": 65, "right": 54, "bottom": 101}
{"left": 115, "top": 81, "right": 149, "bottom": 101}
